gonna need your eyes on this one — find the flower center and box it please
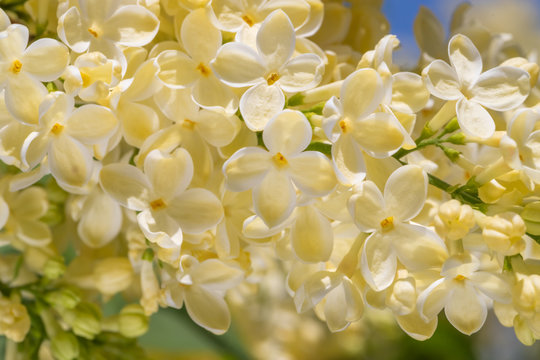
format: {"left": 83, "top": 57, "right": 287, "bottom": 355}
{"left": 196, "top": 63, "right": 211, "bottom": 77}
{"left": 272, "top": 152, "right": 288, "bottom": 168}
{"left": 50, "top": 123, "right": 64, "bottom": 135}
{"left": 266, "top": 72, "right": 280, "bottom": 86}
{"left": 10, "top": 60, "right": 22, "bottom": 74}
{"left": 150, "top": 198, "right": 167, "bottom": 211}
{"left": 182, "top": 119, "right": 196, "bottom": 130}
{"left": 88, "top": 27, "right": 99, "bottom": 38}
{"left": 454, "top": 274, "right": 467, "bottom": 281}
{"left": 242, "top": 14, "right": 255, "bottom": 27}
{"left": 339, "top": 119, "right": 349, "bottom": 133}
{"left": 380, "top": 216, "right": 394, "bottom": 232}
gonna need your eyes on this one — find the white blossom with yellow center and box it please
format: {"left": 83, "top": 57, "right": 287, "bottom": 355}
{"left": 100, "top": 148, "right": 224, "bottom": 249}
{"left": 348, "top": 165, "right": 448, "bottom": 291}
{"left": 211, "top": 10, "right": 324, "bottom": 131}
{"left": 223, "top": 110, "right": 336, "bottom": 228}
{"left": 422, "top": 34, "right": 530, "bottom": 138}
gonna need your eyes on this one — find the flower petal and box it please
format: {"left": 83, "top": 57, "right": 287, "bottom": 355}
{"left": 253, "top": 169, "right": 295, "bottom": 228}
{"left": 155, "top": 50, "right": 198, "bottom": 88}
{"left": 263, "top": 110, "right": 311, "bottom": 156}
{"left": 361, "top": 232, "right": 396, "bottom": 291}
{"left": 189, "top": 259, "right": 243, "bottom": 290}
{"left": 469, "top": 271, "right": 511, "bottom": 303}
{"left": 256, "top": 10, "right": 295, "bottom": 70}
{"left": 289, "top": 152, "right": 337, "bottom": 197}
{"left": 137, "top": 209, "right": 182, "bottom": 248}
{"left": 240, "top": 82, "right": 285, "bottom": 131}
{"left": 448, "top": 34, "right": 482, "bottom": 87}
{"left": 417, "top": 278, "right": 450, "bottom": 320}
{"left": 348, "top": 180, "right": 384, "bottom": 232}
{"left": 470, "top": 66, "right": 530, "bottom": 111}
{"left": 167, "top": 188, "right": 223, "bottom": 234}
{"left": 66, "top": 104, "right": 118, "bottom": 143}
{"left": 99, "top": 163, "right": 151, "bottom": 211}
{"left": 391, "top": 72, "right": 430, "bottom": 113}
{"left": 279, "top": 53, "right": 324, "bottom": 92}
{"left": 16, "top": 219, "right": 51, "bottom": 247}
{"left": 456, "top": 97, "right": 495, "bottom": 139}
{"left": 181, "top": 8, "right": 221, "bottom": 62}
{"left": 5, "top": 74, "right": 47, "bottom": 125}
{"left": 223, "top": 147, "right": 271, "bottom": 192}
{"left": 324, "top": 278, "right": 364, "bottom": 332}
{"left": 351, "top": 112, "right": 406, "bottom": 158}
{"left": 144, "top": 148, "right": 194, "bottom": 200}
{"left": 445, "top": 284, "right": 487, "bottom": 335}
{"left": 331, "top": 135, "right": 367, "bottom": 185}
{"left": 196, "top": 109, "right": 240, "bottom": 147}
{"left": 396, "top": 311, "right": 438, "bottom": 341}
{"left": 184, "top": 286, "right": 231, "bottom": 335}
{"left": 192, "top": 74, "right": 239, "bottom": 114}
{"left": 291, "top": 205, "right": 333, "bottom": 263}
{"left": 48, "top": 134, "right": 93, "bottom": 188}
{"left": 211, "top": 42, "right": 266, "bottom": 87}
{"left": 0, "top": 24, "right": 28, "bottom": 59}
{"left": 78, "top": 189, "right": 122, "bottom": 248}
{"left": 57, "top": 7, "right": 89, "bottom": 53}
{"left": 104, "top": 5, "right": 159, "bottom": 47}
{"left": 21, "top": 39, "right": 69, "bottom": 81}
{"left": 422, "top": 59, "right": 462, "bottom": 100}
{"left": 341, "top": 68, "right": 384, "bottom": 119}
{"left": 384, "top": 164, "right": 427, "bottom": 222}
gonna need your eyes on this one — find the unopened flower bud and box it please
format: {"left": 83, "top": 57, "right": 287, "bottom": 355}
{"left": 43, "top": 257, "right": 66, "bottom": 280}
{"left": 118, "top": 304, "right": 149, "bottom": 338}
{"left": 434, "top": 199, "right": 475, "bottom": 240}
{"left": 93, "top": 257, "right": 133, "bottom": 296}
{"left": 44, "top": 288, "right": 81, "bottom": 310}
{"left": 62, "top": 302, "right": 101, "bottom": 340}
{"left": 385, "top": 272, "right": 416, "bottom": 316}
{"left": 51, "top": 331, "right": 79, "bottom": 360}
{"left": 0, "top": 296, "right": 30, "bottom": 342}
{"left": 521, "top": 201, "right": 540, "bottom": 235}
{"left": 501, "top": 57, "right": 539, "bottom": 88}
{"left": 482, "top": 212, "right": 526, "bottom": 255}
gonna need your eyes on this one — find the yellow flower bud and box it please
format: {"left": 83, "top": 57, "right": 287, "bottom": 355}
{"left": 482, "top": 212, "right": 526, "bottom": 255}
{"left": 0, "top": 296, "right": 30, "bottom": 342}
{"left": 118, "top": 304, "right": 149, "bottom": 338}
{"left": 521, "top": 201, "right": 540, "bottom": 236}
{"left": 93, "top": 257, "right": 133, "bottom": 296}
{"left": 434, "top": 200, "right": 475, "bottom": 240}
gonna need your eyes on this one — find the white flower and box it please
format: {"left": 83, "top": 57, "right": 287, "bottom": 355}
{"left": 348, "top": 165, "right": 448, "bottom": 291}
{"left": 422, "top": 34, "right": 530, "bottom": 138}
{"left": 211, "top": 10, "right": 324, "bottom": 130}
{"left": 223, "top": 110, "right": 336, "bottom": 227}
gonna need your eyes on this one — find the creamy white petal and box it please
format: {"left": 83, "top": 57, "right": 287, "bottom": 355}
{"left": 144, "top": 148, "right": 193, "bottom": 200}
{"left": 279, "top": 53, "right": 323, "bottom": 92}
{"left": 21, "top": 39, "right": 69, "bottom": 81}
{"left": 67, "top": 104, "right": 118, "bottom": 143}
{"left": 57, "top": 7, "right": 90, "bottom": 53}
{"left": 0, "top": 196, "right": 8, "bottom": 230}
{"left": 137, "top": 209, "right": 183, "bottom": 248}
{"left": 351, "top": 112, "right": 406, "bottom": 158}
{"left": 184, "top": 286, "right": 231, "bottom": 335}
{"left": 78, "top": 189, "right": 122, "bottom": 248}
{"left": 470, "top": 66, "right": 530, "bottom": 111}
{"left": 341, "top": 68, "right": 384, "bottom": 120}
{"left": 48, "top": 134, "right": 93, "bottom": 188}
{"left": 104, "top": 5, "right": 159, "bottom": 47}
{"left": 448, "top": 34, "right": 482, "bottom": 87}
{"left": 5, "top": 74, "right": 47, "bottom": 125}
{"left": 118, "top": 100, "right": 160, "bottom": 147}
{"left": 456, "top": 97, "right": 495, "bottom": 139}
{"left": 0, "top": 24, "right": 28, "bottom": 59}
{"left": 417, "top": 278, "right": 450, "bottom": 320}
{"left": 11, "top": 187, "right": 47, "bottom": 220}
{"left": 211, "top": 43, "right": 266, "bottom": 87}
{"left": 99, "top": 163, "right": 151, "bottom": 211}
{"left": 324, "top": 278, "right": 364, "bottom": 332}
{"left": 422, "top": 60, "right": 462, "bottom": 100}
{"left": 291, "top": 205, "right": 333, "bottom": 263}
{"left": 155, "top": 50, "right": 198, "bottom": 88}
{"left": 223, "top": 147, "right": 271, "bottom": 192}
{"left": 445, "top": 284, "right": 487, "bottom": 335}
{"left": 469, "top": 271, "right": 511, "bottom": 303}
{"left": 391, "top": 72, "right": 430, "bottom": 113}
{"left": 253, "top": 168, "right": 295, "bottom": 228}
{"left": 263, "top": 110, "right": 311, "bottom": 156}
{"left": 391, "top": 223, "right": 447, "bottom": 271}
{"left": 167, "top": 188, "right": 223, "bottom": 234}
{"left": 331, "top": 135, "right": 367, "bottom": 185}
{"left": 210, "top": 0, "right": 245, "bottom": 32}
{"left": 259, "top": 0, "right": 311, "bottom": 30}
{"left": 240, "top": 82, "right": 285, "bottom": 131}
{"left": 190, "top": 259, "right": 243, "bottom": 290}
{"left": 192, "top": 75, "right": 239, "bottom": 114}
{"left": 396, "top": 311, "right": 438, "bottom": 341}
{"left": 196, "top": 109, "right": 240, "bottom": 147}
{"left": 348, "top": 180, "right": 384, "bottom": 232}
{"left": 16, "top": 219, "right": 51, "bottom": 247}
{"left": 256, "top": 10, "right": 295, "bottom": 70}
{"left": 361, "top": 232, "right": 396, "bottom": 291}
{"left": 384, "top": 165, "right": 427, "bottom": 222}
{"left": 181, "top": 8, "right": 221, "bottom": 63}
{"left": 289, "top": 152, "right": 337, "bottom": 197}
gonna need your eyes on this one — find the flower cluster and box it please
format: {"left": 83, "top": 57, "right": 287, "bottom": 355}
{"left": 1, "top": 0, "right": 540, "bottom": 357}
